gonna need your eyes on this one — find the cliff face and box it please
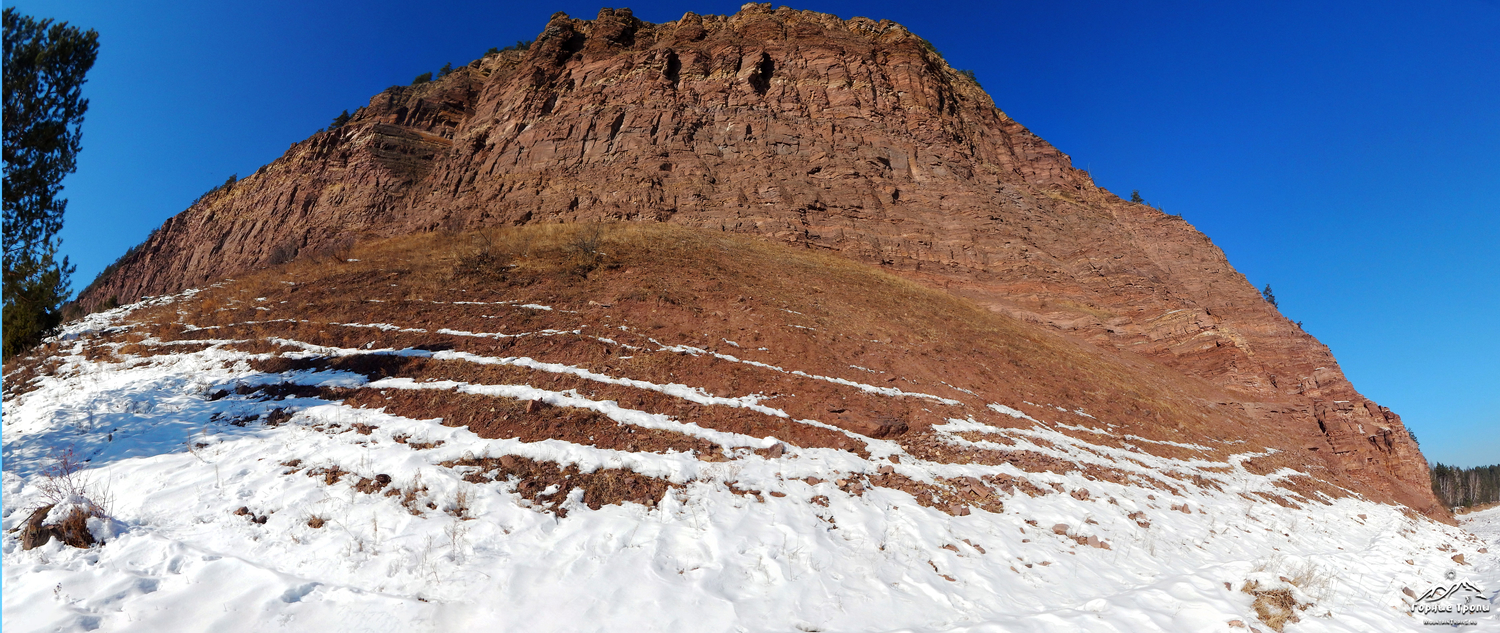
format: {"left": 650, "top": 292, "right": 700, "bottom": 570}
{"left": 78, "top": 4, "right": 1441, "bottom": 517}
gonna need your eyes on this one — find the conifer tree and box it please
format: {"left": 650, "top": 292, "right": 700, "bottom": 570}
{"left": 3, "top": 8, "right": 99, "bottom": 359}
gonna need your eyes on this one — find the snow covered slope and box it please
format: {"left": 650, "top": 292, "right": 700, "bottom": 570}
{"left": 4, "top": 226, "right": 1493, "bottom": 632}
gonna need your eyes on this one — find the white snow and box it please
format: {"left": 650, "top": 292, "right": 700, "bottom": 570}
{"left": 3, "top": 293, "right": 1494, "bottom": 632}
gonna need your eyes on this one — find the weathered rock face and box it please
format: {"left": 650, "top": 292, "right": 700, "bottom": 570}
{"left": 78, "top": 4, "right": 1442, "bottom": 517}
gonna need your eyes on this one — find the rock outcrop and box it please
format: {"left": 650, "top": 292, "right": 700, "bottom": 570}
{"left": 77, "top": 4, "right": 1442, "bottom": 517}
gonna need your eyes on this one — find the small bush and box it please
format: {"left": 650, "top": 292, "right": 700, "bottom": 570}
{"left": 566, "top": 223, "right": 606, "bottom": 275}
{"left": 411, "top": 71, "right": 432, "bottom": 85}
{"left": 438, "top": 62, "right": 453, "bottom": 77}
{"left": 38, "top": 448, "right": 110, "bottom": 514}
{"left": 268, "top": 242, "right": 299, "bottom": 265}
{"left": 22, "top": 449, "right": 113, "bottom": 550}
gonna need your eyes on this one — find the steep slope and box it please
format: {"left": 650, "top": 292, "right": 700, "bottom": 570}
{"left": 6, "top": 225, "right": 1492, "bottom": 631}
{"left": 74, "top": 5, "right": 1435, "bottom": 516}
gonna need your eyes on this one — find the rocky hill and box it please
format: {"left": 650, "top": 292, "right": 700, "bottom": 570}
{"left": 76, "top": 6, "right": 1435, "bottom": 517}
{"left": 6, "top": 224, "right": 1493, "bottom": 631}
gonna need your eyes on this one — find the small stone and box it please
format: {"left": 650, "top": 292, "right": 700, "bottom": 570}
{"left": 767, "top": 443, "right": 785, "bottom": 458}
{"left": 234, "top": 506, "right": 251, "bottom": 516}
{"left": 499, "top": 455, "right": 517, "bottom": 469}
{"left": 1052, "top": 523, "right": 1069, "bottom": 535}
{"left": 1452, "top": 553, "right": 1466, "bottom": 565}
{"left": 878, "top": 465, "right": 894, "bottom": 475}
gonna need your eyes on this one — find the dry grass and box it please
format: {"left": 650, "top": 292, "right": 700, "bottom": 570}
{"left": 1241, "top": 558, "right": 1327, "bottom": 631}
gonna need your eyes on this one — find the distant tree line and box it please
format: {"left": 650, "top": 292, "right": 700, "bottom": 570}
{"left": 1431, "top": 462, "right": 1500, "bottom": 509}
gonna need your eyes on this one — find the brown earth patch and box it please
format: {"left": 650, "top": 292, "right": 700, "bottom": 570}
{"left": 443, "top": 454, "right": 676, "bottom": 517}
{"left": 249, "top": 351, "right": 861, "bottom": 452}
{"left": 329, "top": 386, "right": 722, "bottom": 458}
{"left": 899, "top": 432, "right": 1173, "bottom": 492}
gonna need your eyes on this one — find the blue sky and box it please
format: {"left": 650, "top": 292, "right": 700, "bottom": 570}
{"left": 11, "top": 0, "right": 1499, "bottom": 467}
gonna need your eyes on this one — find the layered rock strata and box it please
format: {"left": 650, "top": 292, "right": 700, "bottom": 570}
{"left": 78, "top": 4, "right": 1440, "bottom": 517}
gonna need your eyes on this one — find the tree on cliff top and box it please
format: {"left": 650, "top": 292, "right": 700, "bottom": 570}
{"left": 3, "top": 8, "right": 98, "bottom": 360}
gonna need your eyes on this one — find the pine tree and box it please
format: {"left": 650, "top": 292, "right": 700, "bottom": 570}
{"left": 3, "top": 8, "right": 98, "bottom": 360}
{"left": 1130, "top": 190, "right": 1145, "bottom": 204}
{"left": 411, "top": 71, "right": 432, "bottom": 85}
{"left": 438, "top": 62, "right": 454, "bottom": 77}
{"left": 330, "top": 109, "right": 350, "bottom": 129}
{"left": 1261, "top": 284, "right": 1277, "bottom": 308}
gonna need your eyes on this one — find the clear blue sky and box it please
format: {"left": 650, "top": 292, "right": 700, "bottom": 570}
{"left": 11, "top": 0, "right": 1499, "bottom": 467}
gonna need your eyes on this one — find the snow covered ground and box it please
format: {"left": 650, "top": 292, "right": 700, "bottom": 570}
{"left": 3, "top": 295, "right": 1495, "bottom": 632}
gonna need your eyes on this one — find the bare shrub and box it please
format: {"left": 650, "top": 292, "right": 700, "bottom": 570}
{"left": 444, "top": 521, "right": 470, "bottom": 565}
{"left": 268, "top": 242, "right": 299, "bottom": 265}
{"left": 37, "top": 448, "right": 110, "bottom": 517}
{"left": 22, "top": 449, "right": 113, "bottom": 550}
{"left": 452, "top": 231, "right": 510, "bottom": 280}
{"left": 566, "top": 223, "right": 606, "bottom": 274}
{"left": 447, "top": 486, "right": 471, "bottom": 519}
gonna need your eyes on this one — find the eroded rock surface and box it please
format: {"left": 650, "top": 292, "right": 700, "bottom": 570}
{"left": 77, "top": 4, "right": 1439, "bottom": 518}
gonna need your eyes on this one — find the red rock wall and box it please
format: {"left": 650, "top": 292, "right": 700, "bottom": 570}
{"left": 78, "top": 4, "right": 1443, "bottom": 519}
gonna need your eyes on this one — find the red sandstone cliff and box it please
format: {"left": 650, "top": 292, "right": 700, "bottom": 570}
{"left": 76, "top": 4, "right": 1441, "bottom": 518}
